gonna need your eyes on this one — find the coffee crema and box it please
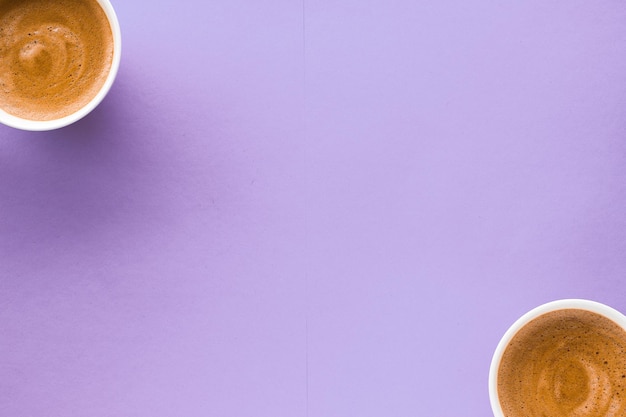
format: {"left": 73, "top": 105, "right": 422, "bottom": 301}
{"left": 0, "top": 0, "right": 113, "bottom": 121}
{"left": 498, "top": 309, "right": 626, "bottom": 417}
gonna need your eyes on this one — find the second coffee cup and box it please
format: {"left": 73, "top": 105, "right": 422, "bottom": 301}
{"left": 489, "top": 299, "right": 626, "bottom": 417}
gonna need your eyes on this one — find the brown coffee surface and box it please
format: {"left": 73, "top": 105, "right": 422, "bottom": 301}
{"left": 0, "top": 0, "right": 113, "bottom": 121}
{"left": 498, "top": 309, "right": 626, "bottom": 417}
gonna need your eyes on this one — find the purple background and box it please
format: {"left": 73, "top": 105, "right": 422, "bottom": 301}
{"left": 2, "top": 0, "right": 626, "bottom": 415}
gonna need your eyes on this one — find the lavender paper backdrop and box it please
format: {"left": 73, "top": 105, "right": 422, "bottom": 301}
{"left": 2, "top": 1, "right": 626, "bottom": 416}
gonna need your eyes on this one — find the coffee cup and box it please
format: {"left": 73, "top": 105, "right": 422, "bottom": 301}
{"left": 489, "top": 299, "right": 626, "bottom": 417}
{"left": 0, "top": 0, "right": 121, "bottom": 131}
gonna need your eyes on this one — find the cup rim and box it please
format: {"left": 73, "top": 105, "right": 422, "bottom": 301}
{"left": 488, "top": 299, "right": 626, "bottom": 417}
{"left": 0, "top": 0, "right": 122, "bottom": 131}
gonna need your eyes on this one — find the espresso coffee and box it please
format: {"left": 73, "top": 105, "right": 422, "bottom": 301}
{"left": 497, "top": 309, "right": 626, "bottom": 417}
{"left": 0, "top": 0, "right": 114, "bottom": 121}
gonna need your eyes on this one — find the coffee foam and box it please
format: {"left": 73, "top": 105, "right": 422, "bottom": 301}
{"left": 0, "top": 0, "right": 113, "bottom": 121}
{"left": 497, "top": 309, "right": 626, "bottom": 417}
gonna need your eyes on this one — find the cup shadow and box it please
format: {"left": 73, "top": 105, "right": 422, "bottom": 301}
{"left": 0, "top": 75, "right": 173, "bottom": 271}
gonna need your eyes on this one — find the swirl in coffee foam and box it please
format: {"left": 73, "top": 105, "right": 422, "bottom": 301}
{"left": 498, "top": 309, "right": 626, "bottom": 417}
{"left": 0, "top": 0, "right": 113, "bottom": 121}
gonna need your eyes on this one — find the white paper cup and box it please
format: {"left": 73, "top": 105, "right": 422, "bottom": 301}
{"left": 488, "top": 299, "right": 626, "bottom": 417}
{"left": 0, "top": 0, "right": 122, "bottom": 131}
